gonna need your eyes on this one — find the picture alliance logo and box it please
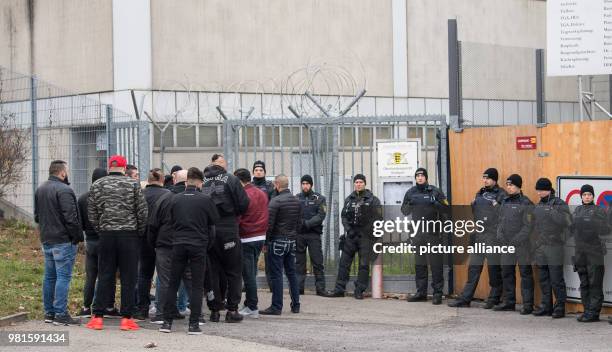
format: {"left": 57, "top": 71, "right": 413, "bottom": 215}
{"left": 372, "top": 217, "right": 486, "bottom": 238}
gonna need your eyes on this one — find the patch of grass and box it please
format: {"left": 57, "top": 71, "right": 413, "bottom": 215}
{"left": 0, "top": 219, "right": 85, "bottom": 320}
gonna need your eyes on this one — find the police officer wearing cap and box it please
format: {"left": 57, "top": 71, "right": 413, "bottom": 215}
{"left": 532, "top": 177, "right": 572, "bottom": 319}
{"left": 572, "top": 184, "right": 610, "bottom": 322}
{"left": 296, "top": 175, "right": 327, "bottom": 296}
{"left": 495, "top": 174, "right": 535, "bottom": 314}
{"left": 324, "top": 174, "right": 382, "bottom": 299}
{"left": 402, "top": 168, "right": 450, "bottom": 305}
{"left": 449, "top": 168, "right": 505, "bottom": 309}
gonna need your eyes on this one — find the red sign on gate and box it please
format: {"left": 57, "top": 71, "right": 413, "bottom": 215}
{"left": 516, "top": 136, "right": 537, "bottom": 150}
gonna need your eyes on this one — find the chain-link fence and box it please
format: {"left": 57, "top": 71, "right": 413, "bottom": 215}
{"left": 0, "top": 66, "right": 149, "bottom": 217}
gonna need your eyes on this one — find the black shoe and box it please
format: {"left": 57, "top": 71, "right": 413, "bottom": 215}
{"left": 407, "top": 294, "right": 427, "bottom": 302}
{"left": 198, "top": 315, "right": 206, "bottom": 326}
{"left": 493, "top": 303, "right": 515, "bottom": 311}
{"left": 53, "top": 313, "right": 81, "bottom": 326}
{"left": 483, "top": 301, "right": 498, "bottom": 310}
{"left": 552, "top": 308, "right": 565, "bottom": 319}
{"left": 44, "top": 313, "right": 55, "bottom": 323}
{"left": 210, "top": 311, "right": 220, "bottom": 322}
{"left": 188, "top": 322, "right": 202, "bottom": 335}
{"left": 323, "top": 290, "right": 344, "bottom": 298}
{"left": 173, "top": 311, "right": 186, "bottom": 320}
{"left": 354, "top": 291, "right": 364, "bottom": 300}
{"left": 432, "top": 295, "right": 442, "bottom": 305}
{"left": 316, "top": 290, "right": 327, "bottom": 297}
{"left": 159, "top": 321, "right": 172, "bottom": 333}
{"left": 150, "top": 315, "right": 164, "bottom": 325}
{"left": 520, "top": 306, "right": 533, "bottom": 315}
{"left": 448, "top": 299, "right": 470, "bottom": 308}
{"left": 77, "top": 307, "right": 91, "bottom": 317}
{"left": 577, "top": 313, "right": 599, "bottom": 322}
{"left": 291, "top": 304, "right": 300, "bottom": 313}
{"left": 133, "top": 309, "right": 148, "bottom": 321}
{"left": 532, "top": 307, "right": 552, "bottom": 316}
{"left": 225, "top": 310, "right": 243, "bottom": 323}
{"left": 104, "top": 307, "right": 121, "bottom": 318}
{"left": 299, "top": 289, "right": 305, "bottom": 295}
{"left": 260, "top": 307, "right": 282, "bottom": 316}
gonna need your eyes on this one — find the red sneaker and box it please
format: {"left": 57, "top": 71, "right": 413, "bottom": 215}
{"left": 120, "top": 318, "right": 140, "bottom": 331}
{"left": 85, "top": 317, "right": 103, "bottom": 330}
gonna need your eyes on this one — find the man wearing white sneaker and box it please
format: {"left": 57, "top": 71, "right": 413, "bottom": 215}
{"left": 234, "top": 168, "right": 269, "bottom": 319}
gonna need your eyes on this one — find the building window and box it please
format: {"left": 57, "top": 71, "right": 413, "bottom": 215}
{"left": 153, "top": 126, "right": 173, "bottom": 148}
{"left": 199, "top": 125, "right": 219, "bottom": 147}
{"left": 176, "top": 125, "right": 196, "bottom": 147}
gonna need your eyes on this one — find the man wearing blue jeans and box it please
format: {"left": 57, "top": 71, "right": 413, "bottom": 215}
{"left": 35, "top": 160, "right": 83, "bottom": 325}
{"left": 260, "top": 174, "right": 302, "bottom": 315}
{"left": 234, "top": 169, "right": 269, "bottom": 318}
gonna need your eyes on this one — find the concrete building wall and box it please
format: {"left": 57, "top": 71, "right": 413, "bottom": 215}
{"left": 406, "top": 0, "right": 577, "bottom": 101}
{"left": 0, "top": 0, "right": 114, "bottom": 94}
{"left": 150, "top": 0, "right": 394, "bottom": 96}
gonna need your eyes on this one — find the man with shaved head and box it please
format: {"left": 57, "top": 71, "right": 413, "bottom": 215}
{"left": 147, "top": 168, "right": 191, "bottom": 324}
{"left": 260, "top": 174, "right": 302, "bottom": 315}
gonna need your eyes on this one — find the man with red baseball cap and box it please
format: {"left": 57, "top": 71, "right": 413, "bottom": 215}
{"left": 86, "top": 155, "right": 148, "bottom": 331}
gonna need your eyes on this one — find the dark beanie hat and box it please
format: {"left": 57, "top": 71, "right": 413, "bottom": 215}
{"left": 301, "top": 174, "right": 313, "bottom": 186}
{"left": 535, "top": 178, "right": 553, "bottom": 191}
{"left": 353, "top": 174, "right": 366, "bottom": 184}
{"left": 170, "top": 165, "right": 182, "bottom": 174}
{"left": 483, "top": 168, "right": 499, "bottom": 182}
{"left": 415, "top": 168, "right": 428, "bottom": 180}
{"left": 253, "top": 160, "right": 266, "bottom": 173}
{"left": 92, "top": 168, "right": 108, "bottom": 183}
{"left": 580, "top": 184, "right": 595, "bottom": 196}
{"left": 506, "top": 174, "right": 522, "bottom": 188}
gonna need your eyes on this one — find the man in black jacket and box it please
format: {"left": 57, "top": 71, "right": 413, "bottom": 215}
{"left": 260, "top": 174, "right": 302, "bottom": 315}
{"left": 148, "top": 169, "right": 190, "bottom": 324}
{"left": 203, "top": 154, "right": 250, "bottom": 323}
{"left": 402, "top": 168, "right": 449, "bottom": 305}
{"left": 532, "top": 178, "right": 572, "bottom": 318}
{"left": 77, "top": 168, "right": 117, "bottom": 318}
{"left": 325, "top": 174, "right": 383, "bottom": 300}
{"left": 296, "top": 174, "right": 327, "bottom": 296}
{"left": 494, "top": 174, "right": 535, "bottom": 314}
{"left": 135, "top": 168, "right": 170, "bottom": 320}
{"left": 252, "top": 160, "right": 276, "bottom": 291}
{"left": 35, "top": 160, "right": 82, "bottom": 326}
{"left": 449, "top": 168, "right": 505, "bottom": 308}
{"left": 159, "top": 167, "right": 220, "bottom": 335}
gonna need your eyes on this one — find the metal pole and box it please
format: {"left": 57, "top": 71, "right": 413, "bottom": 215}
{"left": 536, "top": 49, "right": 545, "bottom": 125}
{"left": 31, "top": 76, "right": 38, "bottom": 206}
{"left": 579, "top": 76, "right": 584, "bottom": 122}
{"left": 448, "top": 19, "right": 461, "bottom": 130}
{"left": 106, "top": 105, "right": 114, "bottom": 157}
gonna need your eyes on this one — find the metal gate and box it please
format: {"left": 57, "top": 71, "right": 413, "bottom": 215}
{"left": 222, "top": 114, "right": 449, "bottom": 292}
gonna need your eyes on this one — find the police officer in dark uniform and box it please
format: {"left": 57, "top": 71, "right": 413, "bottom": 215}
{"left": 402, "top": 168, "right": 449, "bottom": 305}
{"left": 494, "top": 174, "right": 534, "bottom": 314}
{"left": 448, "top": 168, "right": 505, "bottom": 308}
{"left": 573, "top": 184, "right": 609, "bottom": 322}
{"left": 532, "top": 178, "right": 572, "bottom": 318}
{"left": 203, "top": 154, "right": 250, "bottom": 323}
{"left": 296, "top": 174, "right": 327, "bottom": 296}
{"left": 324, "top": 174, "right": 382, "bottom": 299}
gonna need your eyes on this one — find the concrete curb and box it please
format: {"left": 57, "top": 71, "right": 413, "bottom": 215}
{"left": 0, "top": 312, "right": 29, "bottom": 327}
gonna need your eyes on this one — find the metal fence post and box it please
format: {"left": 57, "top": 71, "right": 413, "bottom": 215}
{"left": 106, "top": 105, "right": 115, "bottom": 157}
{"left": 448, "top": 19, "right": 462, "bottom": 131}
{"left": 30, "top": 76, "right": 38, "bottom": 206}
{"left": 138, "top": 120, "right": 151, "bottom": 179}
{"left": 536, "top": 49, "right": 546, "bottom": 125}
